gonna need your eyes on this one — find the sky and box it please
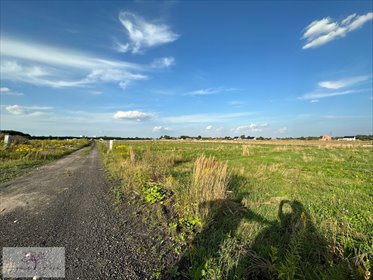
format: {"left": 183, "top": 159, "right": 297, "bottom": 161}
{"left": 0, "top": 1, "right": 372, "bottom": 138}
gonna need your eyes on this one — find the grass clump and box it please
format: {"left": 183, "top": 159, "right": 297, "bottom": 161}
{"left": 188, "top": 155, "right": 230, "bottom": 221}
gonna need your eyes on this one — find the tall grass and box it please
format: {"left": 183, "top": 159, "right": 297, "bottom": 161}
{"left": 189, "top": 155, "right": 230, "bottom": 220}
{"left": 242, "top": 145, "right": 250, "bottom": 156}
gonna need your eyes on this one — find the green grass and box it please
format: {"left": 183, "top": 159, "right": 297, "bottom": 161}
{"left": 100, "top": 140, "right": 373, "bottom": 279}
{"left": 0, "top": 139, "right": 91, "bottom": 183}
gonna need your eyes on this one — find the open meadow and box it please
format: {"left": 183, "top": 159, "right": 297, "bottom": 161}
{"left": 100, "top": 139, "right": 373, "bottom": 279}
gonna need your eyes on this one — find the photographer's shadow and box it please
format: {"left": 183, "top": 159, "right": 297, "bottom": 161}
{"left": 172, "top": 199, "right": 329, "bottom": 279}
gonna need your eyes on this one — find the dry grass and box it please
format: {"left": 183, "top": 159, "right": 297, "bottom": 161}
{"left": 274, "top": 146, "right": 289, "bottom": 152}
{"left": 189, "top": 155, "right": 230, "bottom": 220}
{"left": 242, "top": 145, "right": 250, "bottom": 156}
{"left": 129, "top": 146, "right": 136, "bottom": 163}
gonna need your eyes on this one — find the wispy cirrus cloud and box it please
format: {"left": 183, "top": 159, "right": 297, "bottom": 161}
{"left": 299, "top": 75, "right": 371, "bottom": 100}
{"left": 113, "top": 110, "right": 152, "bottom": 121}
{"left": 5, "top": 104, "right": 53, "bottom": 116}
{"left": 300, "top": 89, "right": 362, "bottom": 100}
{"left": 186, "top": 87, "right": 239, "bottom": 96}
{"left": 0, "top": 87, "right": 24, "bottom": 96}
{"left": 318, "top": 75, "right": 369, "bottom": 89}
{"left": 0, "top": 37, "right": 173, "bottom": 90}
{"left": 117, "top": 11, "right": 179, "bottom": 54}
{"left": 302, "top": 12, "right": 373, "bottom": 49}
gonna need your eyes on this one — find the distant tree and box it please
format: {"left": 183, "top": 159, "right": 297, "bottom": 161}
{"left": 0, "top": 130, "right": 31, "bottom": 138}
{"left": 356, "top": 135, "right": 373, "bottom": 140}
{"left": 197, "top": 135, "right": 202, "bottom": 140}
{"left": 240, "top": 134, "right": 246, "bottom": 139}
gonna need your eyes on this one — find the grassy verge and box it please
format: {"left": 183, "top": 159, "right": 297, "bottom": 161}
{"left": 0, "top": 139, "right": 91, "bottom": 183}
{"left": 99, "top": 140, "right": 372, "bottom": 279}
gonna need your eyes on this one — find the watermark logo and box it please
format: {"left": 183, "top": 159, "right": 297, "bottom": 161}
{"left": 2, "top": 247, "right": 65, "bottom": 278}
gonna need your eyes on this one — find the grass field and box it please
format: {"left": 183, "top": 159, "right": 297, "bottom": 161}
{"left": 0, "top": 139, "right": 90, "bottom": 183}
{"left": 100, "top": 140, "right": 372, "bottom": 279}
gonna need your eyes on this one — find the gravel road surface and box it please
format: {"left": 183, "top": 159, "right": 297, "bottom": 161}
{"left": 0, "top": 144, "right": 173, "bottom": 279}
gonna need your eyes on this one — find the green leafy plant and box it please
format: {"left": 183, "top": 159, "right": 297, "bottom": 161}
{"left": 142, "top": 182, "right": 166, "bottom": 204}
{"left": 179, "top": 216, "right": 202, "bottom": 233}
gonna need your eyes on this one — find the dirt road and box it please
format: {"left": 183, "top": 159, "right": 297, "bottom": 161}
{"left": 0, "top": 144, "right": 173, "bottom": 279}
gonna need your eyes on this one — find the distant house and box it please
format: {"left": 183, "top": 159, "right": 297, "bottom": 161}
{"left": 338, "top": 136, "right": 356, "bottom": 141}
{"left": 320, "top": 135, "right": 332, "bottom": 141}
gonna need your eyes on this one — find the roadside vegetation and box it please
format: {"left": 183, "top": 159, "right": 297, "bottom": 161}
{"left": 0, "top": 138, "right": 90, "bottom": 183}
{"left": 99, "top": 140, "right": 372, "bottom": 279}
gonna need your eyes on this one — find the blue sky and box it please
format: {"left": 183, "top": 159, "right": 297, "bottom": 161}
{"left": 1, "top": 1, "right": 372, "bottom": 137}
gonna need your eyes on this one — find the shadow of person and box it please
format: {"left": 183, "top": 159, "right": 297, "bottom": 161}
{"left": 245, "top": 200, "right": 331, "bottom": 279}
{"left": 171, "top": 199, "right": 331, "bottom": 280}
{"left": 172, "top": 198, "right": 271, "bottom": 279}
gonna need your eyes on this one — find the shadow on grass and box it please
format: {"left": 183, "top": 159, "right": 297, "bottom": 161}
{"left": 170, "top": 189, "right": 334, "bottom": 279}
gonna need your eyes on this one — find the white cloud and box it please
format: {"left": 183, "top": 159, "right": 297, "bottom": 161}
{"left": 151, "top": 57, "right": 175, "bottom": 68}
{"left": 1, "top": 37, "right": 138, "bottom": 70}
{"left": 0, "top": 87, "right": 10, "bottom": 93}
{"left": 299, "top": 89, "right": 365, "bottom": 100}
{"left": 234, "top": 123, "right": 268, "bottom": 133}
{"left": 6, "top": 105, "right": 26, "bottom": 115}
{"left": 206, "top": 125, "right": 213, "bottom": 130}
{"left": 118, "top": 11, "right": 179, "bottom": 54}
{"left": 0, "top": 87, "right": 24, "bottom": 96}
{"left": 114, "top": 41, "right": 131, "bottom": 53}
{"left": 299, "top": 75, "right": 371, "bottom": 100}
{"left": 318, "top": 75, "right": 369, "bottom": 89}
{"left": 302, "top": 12, "right": 373, "bottom": 49}
{"left": 0, "top": 37, "right": 154, "bottom": 90}
{"left": 277, "top": 127, "right": 288, "bottom": 133}
{"left": 152, "top": 126, "right": 172, "bottom": 132}
{"left": 113, "top": 110, "right": 152, "bottom": 121}
{"left": 5, "top": 104, "right": 52, "bottom": 116}
{"left": 186, "top": 87, "right": 239, "bottom": 96}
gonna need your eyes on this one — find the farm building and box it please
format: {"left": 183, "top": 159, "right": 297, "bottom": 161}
{"left": 320, "top": 135, "right": 332, "bottom": 141}
{"left": 338, "top": 136, "right": 356, "bottom": 141}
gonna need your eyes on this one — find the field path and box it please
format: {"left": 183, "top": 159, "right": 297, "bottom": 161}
{"left": 0, "top": 144, "right": 169, "bottom": 279}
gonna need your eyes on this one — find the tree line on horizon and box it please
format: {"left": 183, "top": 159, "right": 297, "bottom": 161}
{"left": 1, "top": 130, "right": 373, "bottom": 141}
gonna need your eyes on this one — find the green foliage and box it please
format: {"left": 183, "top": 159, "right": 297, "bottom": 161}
{"left": 178, "top": 216, "right": 202, "bottom": 233}
{"left": 142, "top": 182, "right": 166, "bottom": 204}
